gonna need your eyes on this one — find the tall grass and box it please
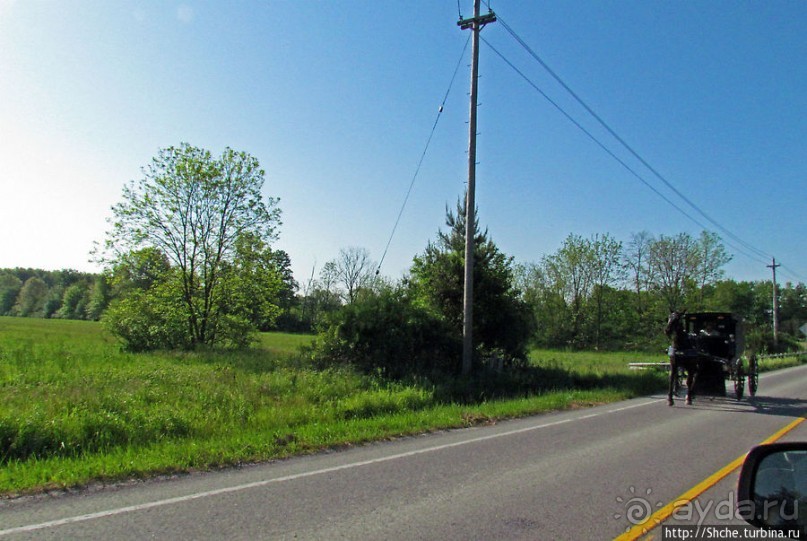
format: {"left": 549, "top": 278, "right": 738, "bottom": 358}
{"left": 0, "top": 318, "right": 671, "bottom": 496}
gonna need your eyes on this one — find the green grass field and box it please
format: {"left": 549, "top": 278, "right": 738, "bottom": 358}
{"left": 0, "top": 317, "right": 800, "bottom": 497}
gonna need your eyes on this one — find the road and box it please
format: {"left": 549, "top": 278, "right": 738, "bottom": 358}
{"left": 1, "top": 365, "right": 805, "bottom": 540}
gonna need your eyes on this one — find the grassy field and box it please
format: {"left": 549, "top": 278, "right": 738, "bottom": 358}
{"left": 0, "top": 317, "right": 799, "bottom": 497}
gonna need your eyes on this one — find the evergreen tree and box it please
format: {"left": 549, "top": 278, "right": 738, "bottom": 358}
{"left": 410, "top": 199, "right": 533, "bottom": 364}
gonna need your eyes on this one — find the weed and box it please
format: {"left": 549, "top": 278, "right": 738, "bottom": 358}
{"left": 0, "top": 318, "right": 673, "bottom": 496}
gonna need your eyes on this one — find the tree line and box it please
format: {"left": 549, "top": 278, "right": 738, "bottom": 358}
{"left": 2, "top": 143, "right": 804, "bottom": 370}
{"left": 515, "top": 231, "right": 806, "bottom": 353}
{"left": 4, "top": 234, "right": 803, "bottom": 357}
{"left": 0, "top": 268, "right": 108, "bottom": 320}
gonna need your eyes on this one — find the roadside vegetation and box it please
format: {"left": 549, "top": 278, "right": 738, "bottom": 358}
{"left": 0, "top": 317, "right": 670, "bottom": 497}
{"left": 2, "top": 143, "right": 805, "bottom": 497}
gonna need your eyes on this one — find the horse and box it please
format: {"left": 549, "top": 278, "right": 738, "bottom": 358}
{"left": 665, "top": 310, "right": 698, "bottom": 406}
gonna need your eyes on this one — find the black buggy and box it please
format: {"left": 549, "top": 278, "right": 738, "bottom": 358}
{"left": 675, "top": 312, "right": 758, "bottom": 400}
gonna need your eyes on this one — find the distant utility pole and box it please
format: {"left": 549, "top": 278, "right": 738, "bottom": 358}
{"left": 767, "top": 257, "right": 781, "bottom": 348}
{"left": 458, "top": 0, "right": 496, "bottom": 376}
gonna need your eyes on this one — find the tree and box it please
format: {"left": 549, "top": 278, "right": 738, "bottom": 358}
{"left": 590, "top": 234, "right": 624, "bottom": 349}
{"left": 265, "top": 248, "right": 301, "bottom": 331}
{"left": 623, "top": 231, "right": 653, "bottom": 328}
{"left": 691, "top": 231, "right": 732, "bottom": 305}
{"left": 322, "top": 247, "right": 376, "bottom": 304}
{"left": 57, "top": 283, "right": 88, "bottom": 320}
{"left": 13, "top": 277, "right": 49, "bottom": 317}
{"left": 410, "top": 199, "right": 533, "bottom": 364}
{"left": 527, "top": 234, "right": 624, "bottom": 349}
{"left": 544, "top": 234, "right": 596, "bottom": 346}
{"left": 103, "top": 270, "right": 191, "bottom": 351}
{"left": 218, "top": 233, "right": 284, "bottom": 332}
{"left": 268, "top": 249, "right": 299, "bottom": 310}
{"left": 778, "top": 282, "right": 807, "bottom": 337}
{"left": 299, "top": 285, "right": 342, "bottom": 330}
{"left": 514, "top": 261, "right": 570, "bottom": 347}
{"left": 647, "top": 233, "right": 699, "bottom": 312}
{"left": 98, "top": 143, "right": 281, "bottom": 349}
{"left": 0, "top": 272, "right": 22, "bottom": 315}
{"left": 85, "top": 275, "right": 112, "bottom": 321}
{"left": 108, "top": 247, "right": 172, "bottom": 297}
{"left": 706, "top": 279, "right": 756, "bottom": 316}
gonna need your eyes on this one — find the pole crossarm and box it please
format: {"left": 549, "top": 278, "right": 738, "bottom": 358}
{"left": 458, "top": 11, "right": 497, "bottom": 30}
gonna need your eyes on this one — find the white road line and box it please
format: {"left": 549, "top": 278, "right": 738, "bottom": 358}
{"left": 0, "top": 398, "right": 660, "bottom": 536}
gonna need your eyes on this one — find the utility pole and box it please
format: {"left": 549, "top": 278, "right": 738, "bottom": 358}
{"left": 767, "top": 257, "right": 781, "bottom": 348}
{"left": 458, "top": 0, "right": 495, "bottom": 375}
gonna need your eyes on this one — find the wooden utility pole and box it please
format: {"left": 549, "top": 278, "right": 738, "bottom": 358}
{"left": 767, "top": 257, "right": 781, "bottom": 348}
{"left": 458, "top": 1, "right": 495, "bottom": 375}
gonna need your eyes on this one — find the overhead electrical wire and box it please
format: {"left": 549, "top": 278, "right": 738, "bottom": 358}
{"left": 480, "top": 37, "right": 769, "bottom": 267}
{"left": 780, "top": 264, "right": 807, "bottom": 284}
{"left": 375, "top": 35, "right": 471, "bottom": 274}
{"left": 493, "top": 15, "right": 773, "bottom": 264}
{"left": 476, "top": 6, "right": 807, "bottom": 282}
{"left": 482, "top": 1, "right": 801, "bottom": 283}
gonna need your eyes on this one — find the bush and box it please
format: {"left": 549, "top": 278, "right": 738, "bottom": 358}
{"left": 102, "top": 289, "right": 191, "bottom": 352}
{"left": 311, "top": 288, "right": 460, "bottom": 378}
{"left": 745, "top": 327, "right": 803, "bottom": 355}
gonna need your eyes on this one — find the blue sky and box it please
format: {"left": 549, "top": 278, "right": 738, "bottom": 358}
{"left": 1, "top": 1, "right": 805, "bottom": 286}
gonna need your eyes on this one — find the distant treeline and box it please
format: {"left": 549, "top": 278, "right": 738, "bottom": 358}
{"left": 0, "top": 268, "right": 108, "bottom": 321}
{"left": 0, "top": 266, "right": 302, "bottom": 331}
{"left": 2, "top": 253, "right": 805, "bottom": 354}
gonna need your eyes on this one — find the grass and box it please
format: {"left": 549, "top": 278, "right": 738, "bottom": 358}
{"left": 757, "top": 353, "right": 807, "bottom": 372}
{"left": 0, "top": 317, "right": 752, "bottom": 497}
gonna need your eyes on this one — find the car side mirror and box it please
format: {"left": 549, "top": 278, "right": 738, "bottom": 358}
{"left": 737, "top": 442, "right": 807, "bottom": 536}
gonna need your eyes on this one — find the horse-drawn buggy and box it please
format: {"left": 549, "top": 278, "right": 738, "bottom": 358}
{"left": 665, "top": 311, "right": 758, "bottom": 406}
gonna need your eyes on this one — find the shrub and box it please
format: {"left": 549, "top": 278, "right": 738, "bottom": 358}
{"left": 311, "top": 288, "right": 460, "bottom": 378}
{"left": 102, "top": 289, "right": 191, "bottom": 352}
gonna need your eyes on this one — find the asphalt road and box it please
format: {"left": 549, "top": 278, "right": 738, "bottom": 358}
{"left": 1, "top": 364, "right": 805, "bottom": 541}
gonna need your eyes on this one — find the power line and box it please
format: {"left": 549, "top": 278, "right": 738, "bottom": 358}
{"left": 480, "top": 37, "right": 769, "bottom": 267}
{"left": 779, "top": 264, "right": 807, "bottom": 284}
{"left": 376, "top": 35, "right": 471, "bottom": 274}
{"left": 481, "top": 1, "right": 801, "bottom": 282}
{"left": 493, "top": 14, "right": 773, "bottom": 263}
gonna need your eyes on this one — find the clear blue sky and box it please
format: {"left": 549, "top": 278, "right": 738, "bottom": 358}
{"left": 1, "top": 1, "right": 805, "bottom": 286}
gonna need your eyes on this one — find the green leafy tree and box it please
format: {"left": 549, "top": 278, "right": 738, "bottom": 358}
{"left": 269, "top": 249, "right": 298, "bottom": 310}
{"left": 13, "top": 277, "right": 49, "bottom": 317}
{"left": 217, "top": 233, "right": 283, "bottom": 332}
{"left": 705, "top": 280, "right": 757, "bottom": 316}
{"left": 266, "top": 249, "right": 302, "bottom": 331}
{"left": 0, "top": 272, "right": 22, "bottom": 315}
{"left": 409, "top": 200, "right": 533, "bottom": 365}
{"left": 109, "top": 247, "right": 172, "bottom": 297}
{"left": 57, "top": 283, "right": 88, "bottom": 320}
{"left": 85, "top": 275, "right": 112, "bottom": 320}
{"left": 103, "top": 270, "right": 192, "bottom": 351}
{"left": 514, "top": 262, "right": 570, "bottom": 347}
{"left": 589, "top": 234, "right": 623, "bottom": 349}
{"left": 779, "top": 282, "right": 807, "bottom": 337}
{"left": 647, "top": 233, "right": 699, "bottom": 312}
{"left": 549, "top": 234, "right": 594, "bottom": 345}
{"left": 693, "top": 231, "right": 732, "bottom": 306}
{"left": 98, "top": 143, "right": 281, "bottom": 349}
{"left": 298, "top": 285, "right": 343, "bottom": 332}
{"left": 623, "top": 231, "right": 654, "bottom": 337}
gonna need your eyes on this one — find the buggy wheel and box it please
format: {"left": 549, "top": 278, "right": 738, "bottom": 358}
{"left": 748, "top": 354, "right": 758, "bottom": 397}
{"left": 734, "top": 359, "right": 744, "bottom": 400}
